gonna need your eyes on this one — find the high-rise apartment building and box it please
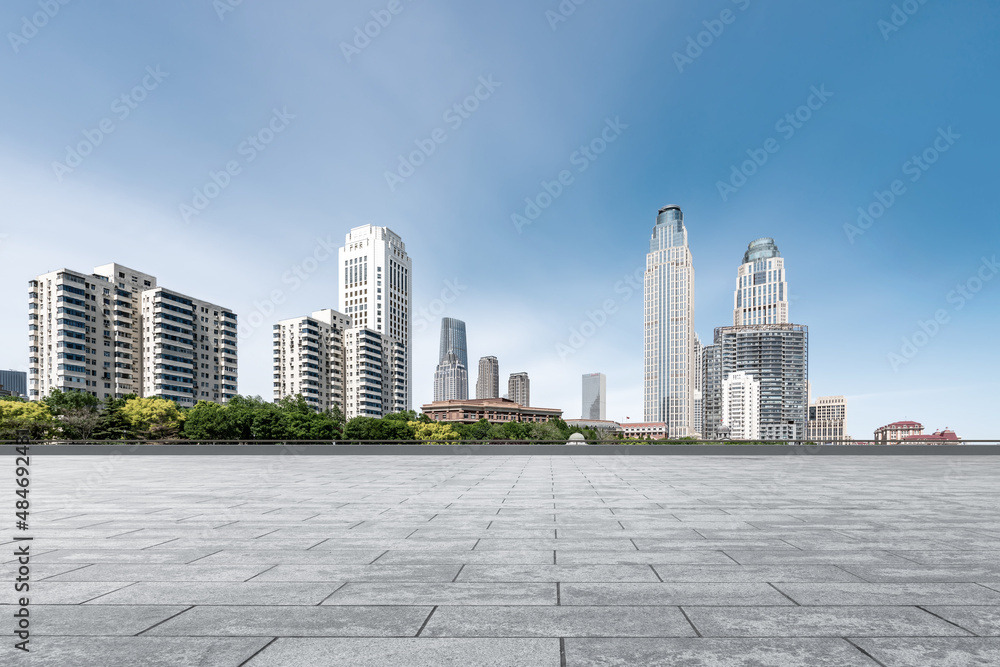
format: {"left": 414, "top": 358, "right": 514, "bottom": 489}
{"left": 721, "top": 370, "right": 761, "bottom": 440}
{"left": 643, "top": 205, "right": 696, "bottom": 435}
{"left": 714, "top": 324, "right": 809, "bottom": 441}
{"left": 344, "top": 327, "right": 391, "bottom": 418}
{"left": 693, "top": 335, "right": 703, "bottom": 436}
{"left": 508, "top": 372, "right": 529, "bottom": 407}
{"left": 701, "top": 344, "right": 723, "bottom": 439}
{"left": 734, "top": 238, "right": 789, "bottom": 326}
{"left": 272, "top": 309, "right": 351, "bottom": 413}
{"left": 28, "top": 264, "right": 236, "bottom": 404}
{"left": 0, "top": 370, "right": 28, "bottom": 399}
{"left": 434, "top": 318, "right": 468, "bottom": 401}
{"left": 338, "top": 225, "right": 411, "bottom": 413}
{"left": 582, "top": 372, "right": 606, "bottom": 420}
{"left": 475, "top": 356, "right": 499, "bottom": 399}
{"left": 808, "top": 395, "right": 848, "bottom": 442}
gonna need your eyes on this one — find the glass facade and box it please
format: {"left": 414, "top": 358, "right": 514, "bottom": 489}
{"left": 434, "top": 318, "right": 468, "bottom": 401}
{"left": 581, "top": 372, "right": 606, "bottom": 420}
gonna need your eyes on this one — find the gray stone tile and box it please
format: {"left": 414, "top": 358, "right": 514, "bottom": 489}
{"left": 775, "top": 583, "right": 1000, "bottom": 606}
{"left": 651, "top": 565, "right": 863, "bottom": 583}
{"left": 563, "top": 638, "right": 878, "bottom": 666}
{"left": 376, "top": 550, "right": 556, "bottom": 565}
{"left": 422, "top": 605, "right": 695, "bottom": 637}
{"left": 457, "top": 564, "right": 660, "bottom": 582}
{"left": 28, "top": 581, "right": 136, "bottom": 604}
{"left": 684, "top": 606, "right": 971, "bottom": 637}
{"left": 851, "top": 638, "right": 1000, "bottom": 666}
{"left": 726, "top": 550, "right": 917, "bottom": 565}
{"left": 43, "top": 563, "right": 273, "bottom": 582}
{"left": 322, "top": 582, "right": 557, "bottom": 605}
{"left": 842, "top": 566, "right": 1000, "bottom": 583}
{"left": 255, "top": 563, "right": 461, "bottom": 582}
{"left": 0, "top": 637, "right": 270, "bottom": 666}
{"left": 561, "top": 583, "right": 794, "bottom": 605}
{"left": 29, "top": 549, "right": 219, "bottom": 564}
{"left": 4, "top": 605, "right": 189, "bottom": 635}
{"left": 557, "top": 551, "right": 737, "bottom": 565}
{"left": 87, "top": 581, "right": 340, "bottom": 605}
{"left": 245, "top": 637, "right": 560, "bottom": 666}
{"left": 147, "top": 605, "right": 431, "bottom": 636}
{"left": 922, "top": 607, "right": 1000, "bottom": 636}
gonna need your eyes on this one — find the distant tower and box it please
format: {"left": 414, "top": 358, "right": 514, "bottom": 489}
{"left": 508, "top": 372, "right": 530, "bottom": 406}
{"left": 476, "top": 356, "right": 499, "bottom": 399}
{"left": 643, "top": 205, "right": 696, "bottom": 435}
{"left": 734, "top": 238, "right": 789, "bottom": 326}
{"left": 581, "top": 373, "right": 606, "bottom": 420}
{"left": 721, "top": 371, "right": 761, "bottom": 440}
{"left": 434, "top": 318, "right": 468, "bottom": 401}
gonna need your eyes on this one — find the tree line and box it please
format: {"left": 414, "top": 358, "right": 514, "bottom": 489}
{"left": 0, "top": 391, "right": 616, "bottom": 442}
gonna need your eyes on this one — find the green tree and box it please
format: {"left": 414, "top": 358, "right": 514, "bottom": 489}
{"left": 343, "top": 416, "right": 415, "bottom": 441}
{"left": 409, "top": 420, "right": 460, "bottom": 442}
{"left": 183, "top": 401, "right": 230, "bottom": 439}
{"left": 91, "top": 394, "right": 138, "bottom": 440}
{"left": 0, "top": 401, "right": 57, "bottom": 440}
{"left": 44, "top": 389, "right": 101, "bottom": 440}
{"left": 120, "top": 397, "right": 184, "bottom": 440}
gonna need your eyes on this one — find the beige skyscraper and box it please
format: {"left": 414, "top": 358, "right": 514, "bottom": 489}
{"left": 508, "top": 372, "right": 529, "bottom": 406}
{"left": 476, "top": 356, "right": 499, "bottom": 399}
{"left": 643, "top": 205, "right": 696, "bottom": 435}
{"left": 272, "top": 309, "right": 351, "bottom": 413}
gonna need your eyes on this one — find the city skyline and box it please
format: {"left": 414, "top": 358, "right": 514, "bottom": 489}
{"left": 1, "top": 2, "right": 997, "bottom": 437}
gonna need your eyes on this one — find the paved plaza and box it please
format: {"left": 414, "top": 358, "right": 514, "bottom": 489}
{"left": 3, "top": 453, "right": 1000, "bottom": 666}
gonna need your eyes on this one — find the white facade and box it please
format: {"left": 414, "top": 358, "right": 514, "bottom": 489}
{"left": 338, "top": 225, "right": 412, "bottom": 414}
{"left": 808, "top": 395, "right": 848, "bottom": 442}
{"left": 643, "top": 205, "right": 696, "bottom": 435}
{"left": 733, "top": 238, "right": 789, "bottom": 326}
{"left": 344, "top": 327, "right": 390, "bottom": 418}
{"left": 29, "top": 264, "right": 236, "bottom": 405}
{"left": 434, "top": 352, "right": 468, "bottom": 402}
{"left": 508, "top": 372, "right": 529, "bottom": 407}
{"left": 475, "top": 356, "right": 499, "bottom": 399}
{"left": 721, "top": 371, "right": 760, "bottom": 440}
{"left": 272, "top": 309, "right": 351, "bottom": 413}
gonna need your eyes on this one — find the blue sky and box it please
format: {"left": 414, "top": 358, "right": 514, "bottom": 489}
{"left": 1, "top": 0, "right": 998, "bottom": 438}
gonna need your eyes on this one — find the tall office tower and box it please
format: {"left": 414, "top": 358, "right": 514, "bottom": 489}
{"left": 582, "top": 372, "right": 606, "bottom": 420}
{"left": 721, "top": 371, "right": 761, "bottom": 440}
{"left": 692, "top": 335, "right": 704, "bottom": 436}
{"left": 434, "top": 352, "right": 469, "bottom": 402}
{"left": 0, "top": 370, "right": 28, "bottom": 398}
{"left": 344, "top": 327, "right": 390, "bottom": 418}
{"left": 29, "top": 264, "right": 236, "bottom": 404}
{"left": 508, "top": 372, "right": 530, "bottom": 406}
{"left": 338, "top": 225, "right": 412, "bottom": 413}
{"left": 714, "top": 324, "right": 809, "bottom": 441}
{"left": 475, "top": 356, "right": 499, "bottom": 399}
{"left": 808, "top": 395, "right": 848, "bottom": 442}
{"left": 434, "top": 318, "right": 468, "bottom": 401}
{"left": 734, "top": 238, "right": 789, "bottom": 326}
{"left": 643, "top": 205, "right": 696, "bottom": 435}
{"left": 701, "top": 344, "right": 723, "bottom": 439}
{"left": 273, "top": 309, "right": 351, "bottom": 413}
